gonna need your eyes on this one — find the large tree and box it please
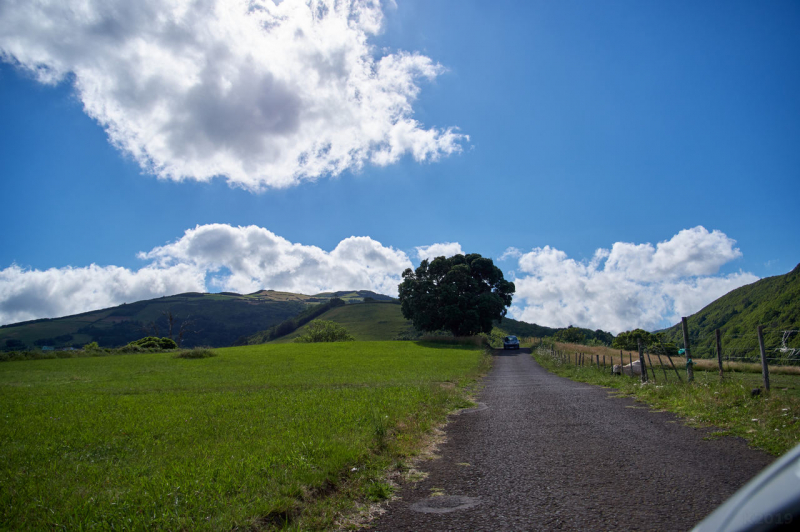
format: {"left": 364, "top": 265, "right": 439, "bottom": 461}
{"left": 398, "top": 254, "right": 515, "bottom": 336}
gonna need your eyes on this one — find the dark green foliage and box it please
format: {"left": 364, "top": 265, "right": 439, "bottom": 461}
{"left": 292, "top": 320, "right": 355, "bottom": 343}
{"left": 174, "top": 348, "right": 216, "bottom": 359}
{"left": 553, "top": 327, "right": 586, "bottom": 344}
{"left": 660, "top": 264, "right": 800, "bottom": 358}
{"left": 493, "top": 317, "right": 613, "bottom": 346}
{"left": 127, "top": 337, "right": 178, "bottom": 350}
{"left": 612, "top": 329, "right": 678, "bottom": 356}
{"left": 3, "top": 339, "right": 25, "bottom": 351}
{"left": 249, "top": 298, "right": 347, "bottom": 343}
{"left": 399, "top": 254, "right": 515, "bottom": 336}
{"left": 612, "top": 328, "right": 654, "bottom": 350}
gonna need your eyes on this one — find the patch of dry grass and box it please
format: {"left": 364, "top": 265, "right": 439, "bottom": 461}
{"left": 547, "top": 341, "right": 800, "bottom": 376}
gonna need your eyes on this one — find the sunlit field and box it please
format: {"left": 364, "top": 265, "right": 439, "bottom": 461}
{"left": 0, "top": 341, "right": 486, "bottom": 530}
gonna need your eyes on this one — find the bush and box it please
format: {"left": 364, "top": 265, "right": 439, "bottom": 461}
{"left": 125, "top": 336, "right": 178, "bottom": 350}
{"left": 174, "top": 348, "right": 216, "bottom": 359}
{"left": 293, "top": 320, "right": 355, "bottom": 343}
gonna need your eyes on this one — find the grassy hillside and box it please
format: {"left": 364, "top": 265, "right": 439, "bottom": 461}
{"left": 0, "top": 341, "right": 486, "bottom": 530}
{"left": 661, "top": 263, "right": 800, "bottom": 359}
{"left": 493, "top": 316, "right": 556, "bottom": 338}
{"left": 256, "top": 301, "right": 612, "bottom": 346}
{"left": 270, "top": 302, "right": 414, "bottom": 342}
{"left": 0, "top": 290, "right": 393, "bottom": 350}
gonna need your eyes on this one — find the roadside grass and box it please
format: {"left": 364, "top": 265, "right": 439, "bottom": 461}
{"left": 533, "top": 347, "right": 800, "bottom": 456}
{"left": 0, "top": 341, "right": 488, "bottom": 530}
{"left": 552, "top": 341, "right": 800, "bottom": 378}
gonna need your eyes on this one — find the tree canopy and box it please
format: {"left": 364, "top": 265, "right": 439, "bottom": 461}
{"left": 612, "top": 329, "right": 678, "bottom": 357}
{"left": 398, "top": 254, "right": 515, "bottom": 336}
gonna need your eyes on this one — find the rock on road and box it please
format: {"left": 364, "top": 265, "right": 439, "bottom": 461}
{"left": 368, "top": 349, "right": 775, "bottom": 531}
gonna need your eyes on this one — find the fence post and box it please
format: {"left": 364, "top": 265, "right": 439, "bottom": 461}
{"left": 645, "top": 349, "right": 656, "bottom": 382}
{"left": 757, "top": 325, "right": 771, "bottom": 392}
{"left": 715, "top": 329, "right": 723, "bottom": 379}
{"left": 638, "top": 339, "right": 647, "bottom": 383}
{"left": 654, "top": 350, "right": 669, "bottom": 382}
{"left": 665, "top": 353, "right": 683, "bottom": 382}
{"left": 682, "top": 317, "right": 694, "bottom": 383}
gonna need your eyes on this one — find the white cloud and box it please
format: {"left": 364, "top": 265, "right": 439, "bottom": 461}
{"left": 498, "top": 247, "right": 522, "bottom": 261}
{"left": 510, "top": 227, "right": 759, "bottom": 334}
{"left": 0, "top": 224, "right": 414, "bottom": 325}
{"left": 0, "top": 263, "right": 206, "bottom": 326}
{"left": 141, "top": 224, "right": 412, "bottom": 296}
{"left": 0, "top": 0, "right": 466, "bottom": 191}
{"left": 415, "top": 242, "right": 463, "bottom": 262}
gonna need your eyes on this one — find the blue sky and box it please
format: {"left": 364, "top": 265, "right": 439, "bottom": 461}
{"left": 1, "top": 0, "right": 798, "bottom": 333}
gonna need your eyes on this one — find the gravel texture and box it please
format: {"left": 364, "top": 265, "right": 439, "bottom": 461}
{"left": 368, "top": 349, "right": 775, "bottom": 531}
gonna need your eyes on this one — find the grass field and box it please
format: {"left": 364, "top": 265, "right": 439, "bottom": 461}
{"left": 0, "top": 341, "right": 487, "bottom": 530}
{"left": 272, "top": 303, "right": 414, "bottom": 343}
{"left": 534, "top": 344, "right": 800, "bottom": 456}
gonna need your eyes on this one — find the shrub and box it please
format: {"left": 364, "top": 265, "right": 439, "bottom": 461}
{"left": 293, "top": 320, "right": 355, "bottom": 343}
{"left": 126, "top": 336, "right": 178, "bottom": 350}
{"left": 174, "top": 348, "right": 216, "bottom": 359}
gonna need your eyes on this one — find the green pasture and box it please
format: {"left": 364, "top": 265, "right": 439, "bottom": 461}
{"left": 0, "top": 341, "right": 486, "bottom": 530}
{"left": 272, "top": 303, "right": 413, "bottom": 343}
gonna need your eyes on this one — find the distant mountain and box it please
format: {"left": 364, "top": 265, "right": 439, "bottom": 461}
{"left": 0, "top": 290, "right": 393, "bottom": 350}
{"left": 661, "top": 264, "right": 800, "bottom": 358}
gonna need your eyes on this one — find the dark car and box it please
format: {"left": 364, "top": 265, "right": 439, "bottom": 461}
{"left": 503, "top": 335, "right": 520, "bottom": 350}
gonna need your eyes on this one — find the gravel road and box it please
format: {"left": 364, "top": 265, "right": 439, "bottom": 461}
{"left": 367, "top": 349, "right": 775, "bottom": 531}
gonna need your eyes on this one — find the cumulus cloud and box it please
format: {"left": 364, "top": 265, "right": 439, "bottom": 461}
{"left": 498, "top": 247, "right": 522, "bottom": 261}
{"left": 0, "top": 264, "right": 206, "bottom": 326}
{"left": 141, "top": 224, "right": 412, "bottom": 295}
{"left": 510, "top": 227, "right": 759, "bottom": 334}
{"left": 0, "top": 0, "right": 466, "bottom": 190}
{"left": 415, "top": 242, "right": 463, "bottom": 262}
{"left": 0, "top": 224, "right": 415, "bottom": 325}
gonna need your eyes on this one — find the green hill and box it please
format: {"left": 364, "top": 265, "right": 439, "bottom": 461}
{"left": 253, "top": 301, "right": 612, "bottom": 345}
{"left": 0, "top": 290, "right": 392, "bottom": 350}
{"left": 661, "top": 263, "right": 800, "bottom": 359}
{"left": 266, "top": 301, "right": 414, "bottom": 343}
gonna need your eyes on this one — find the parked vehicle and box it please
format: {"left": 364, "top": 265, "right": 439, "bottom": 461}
{"left": 503, "top": 335, "right": 520, "bottom": 350}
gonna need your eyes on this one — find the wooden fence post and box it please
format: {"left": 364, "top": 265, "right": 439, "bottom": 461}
{"left": 654, "top": 351, "right": 669, "bottom": 382}
{"left": 715, "top": 329, "right": 724, "bottom": 379}
{"left": 757, "top": 325, "right": 771, "bottom": 392}
{"left": 682, "top": 317, "right": 694, "bottom": 383}
{"left": 638, "top": 339, "right": 647, "bottom": 383}
{"left": 665, "top": 353, "right": 683, "bottom": 382}
{"left": 645, "top": 350, "right": 657, "bottom": 382}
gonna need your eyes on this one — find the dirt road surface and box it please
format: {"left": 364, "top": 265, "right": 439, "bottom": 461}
{"left": 367, "top": 349, "right": 775, "bottom": 531}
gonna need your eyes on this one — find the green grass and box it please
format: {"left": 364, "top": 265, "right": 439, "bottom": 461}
{"left": 0, "top": 341, "right": 487, "bottom": 530}
{"left": 272, "top": 303, "right": 414, "bottom": 343}
{"left": 533, "top": 348, "right": 800, "bottom": 456}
